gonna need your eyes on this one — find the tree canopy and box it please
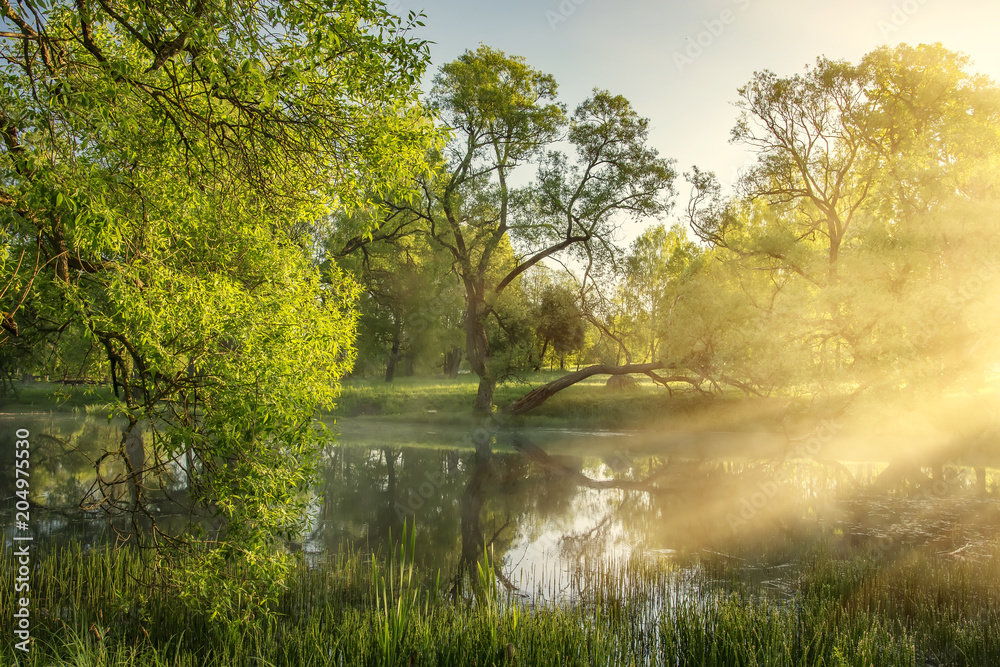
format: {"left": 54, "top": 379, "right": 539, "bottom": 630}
{"left": 481, "top": 43, "right": 1000, "bottom": 417}
{"left": 1, "top": 0, "right": 437, "bottom": 619}
{"left": 692, "top": 43, "right": 1000, "bottom": 400}
{"left": 352, "top": 45, "right": 677, "bottom": 412}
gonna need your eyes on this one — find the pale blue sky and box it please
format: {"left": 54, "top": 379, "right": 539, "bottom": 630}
{"left": 401, "top": 0, "right": 1000, "bottom": 238}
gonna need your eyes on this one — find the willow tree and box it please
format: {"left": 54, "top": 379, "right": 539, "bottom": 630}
{"left": 0, "top": 0, "right": 435, "bottom": 619}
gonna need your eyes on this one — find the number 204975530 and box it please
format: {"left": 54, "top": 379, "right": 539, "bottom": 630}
{"left": 14, "top": 428, "right": 31, "bottom": 522}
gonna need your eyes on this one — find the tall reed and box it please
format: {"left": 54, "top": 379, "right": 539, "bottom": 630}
{"left": 2, "top": 535, "right": 998, "bottom": 666}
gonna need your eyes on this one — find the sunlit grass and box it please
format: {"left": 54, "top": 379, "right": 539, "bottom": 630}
{"left": 1, "top": 382, "right": 116, "bottom": 414}
{"left": 3, "top": 533, "right": 998, "bottom": 666}
{"left": 334, "top": 372, "right": 745, "bottom": 430}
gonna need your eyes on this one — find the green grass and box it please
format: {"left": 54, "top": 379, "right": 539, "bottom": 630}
{"left": 1, "top": 382, "right": 116, "bottom": 414}
{"left": 331, "top": 373, "right": 861, "bottom": 440}
{"left": 4, "top": 374, "right": 832, "bottom": 433}
{"left": 5, "top": 374, "right": 670, "bottom": 427}
{"left": 333, "top": 372, "right": 754, "bottom": 430}
{"left": 3, "top": 535, "right": 998, "bottom": 666}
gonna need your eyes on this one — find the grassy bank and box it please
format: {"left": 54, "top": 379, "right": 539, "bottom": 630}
{"left": 0, "top": 374, "right": 899, "bottom": 435}
{"left": 2, "top": 375, "right": 684, "bottom": 428}
{"left": 1, "top": 382, "right": 115, "bottom": 414}
{"left": 333, "top": 373, "right": 767, "bottom": 430}
{"left": 2, "top": 535, "right": 999, "bottom": 666}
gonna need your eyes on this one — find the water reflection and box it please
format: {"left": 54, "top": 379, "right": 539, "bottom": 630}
{"left": 0, "top": 414, "right": 212, "bottom": 549}
{"left": 0, "top": 414, "right": 120, "bottom": 509}
{"left": 320, "top": 422, "right": 1000, "bottom": 600}
{"left": 1, "top": 415, "right": 123, "bottom": 556}
{"left": 3, "top": 414, "right": 999, "bottom": 600}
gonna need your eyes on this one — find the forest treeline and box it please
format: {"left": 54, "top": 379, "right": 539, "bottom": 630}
{"left": 332, "top": 43, "right": 1000, "bottom": 414}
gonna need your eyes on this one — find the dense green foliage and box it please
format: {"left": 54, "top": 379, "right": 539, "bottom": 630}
{"left": 337, "top": 43, "right": 1000, "bottom": 420}
{"left": 1, "top": 0, "right": 437, "bottom": 617}
{"left": 4, "top": 10, "right": 1000, "bottom": 660}
{"left": 327, "top": 206, "right": 465, "bottom": 379}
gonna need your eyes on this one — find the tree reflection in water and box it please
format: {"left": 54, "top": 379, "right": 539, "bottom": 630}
{"left": 5, "top": 415, "right": 999, "bottom": 600}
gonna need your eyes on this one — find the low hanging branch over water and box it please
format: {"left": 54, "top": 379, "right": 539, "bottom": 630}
{"left": 503, "top": 362, "right": 712, "bottom": 415}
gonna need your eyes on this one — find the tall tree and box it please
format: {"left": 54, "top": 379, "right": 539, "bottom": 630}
{"left": 379, "top": 45, "right": 676, "bottom": 413}
{"left": 0, "top": 0, "right": 435, "bottom": 619}
{"left": 694, "top": 43, "right": 1000, "bottom": 394}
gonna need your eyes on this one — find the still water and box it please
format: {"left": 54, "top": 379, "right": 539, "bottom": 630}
{"left": 2, "top": 413, "right": 999, "bottom": 601}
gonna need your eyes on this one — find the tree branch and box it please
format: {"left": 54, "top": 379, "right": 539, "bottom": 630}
{"left": 504, "top": 362, "right": 668, "bottom": 415}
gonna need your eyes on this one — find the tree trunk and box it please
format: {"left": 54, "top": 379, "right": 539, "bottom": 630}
{"left": 535, "top": 338, "right": 549, "bottom": 371}
{"left": 828, "top": 229, "right": 841, "bottom": 282}
{"left": 459, "top": 444, "right": 492, "bottom": 580}
{"left": 385, "top": 335, "right": 401, "bottom": 382}
{"left": 475, "top": 376, "right": 495, "bottom": 414}
{"left": 444, "top": 346, "right": 463, "bottom": 378}
{"left": 465, "top": 297, "right": 494, "bottom": 414}
{"left": 123, "top": 419, "right": 145, "bottom": 515}
{"left": 506, "top": 362, "right": 673, "bottom": 416}
{"left": 376, "top": 448, "right": 403, "bottom": 545}
{"left": 384, "top": 448, "right": 397, "bottom": 499}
